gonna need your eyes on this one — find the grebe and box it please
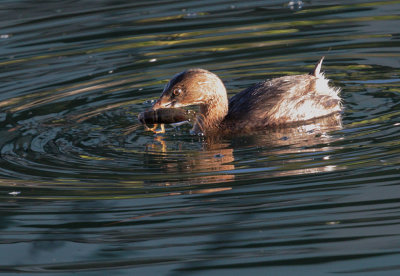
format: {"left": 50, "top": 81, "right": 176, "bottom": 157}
{"left": 148, "top": 57, "right": 341, "bottom": 135}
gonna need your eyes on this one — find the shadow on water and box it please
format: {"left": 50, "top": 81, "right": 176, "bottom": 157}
{"left": 0, "top": 0, "right": 400, "bottom": 274}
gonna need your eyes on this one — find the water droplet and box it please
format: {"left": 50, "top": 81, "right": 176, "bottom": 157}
{"left": 288, "top": 0, "right": 303, "bottom": 11}
{"left": 185, "top": 12, "right": 198, "bottom": 18}
{"left": 326, "top": 221, "right": 340, "bottom": 225}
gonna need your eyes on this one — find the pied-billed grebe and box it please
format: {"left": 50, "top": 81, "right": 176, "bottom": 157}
{"left": 150, "top": 57, "right": 341, "bottom": 135}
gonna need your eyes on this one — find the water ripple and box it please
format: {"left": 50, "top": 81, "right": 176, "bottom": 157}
{"left": 1, "top": 0, "right": 400, "bottom": 274}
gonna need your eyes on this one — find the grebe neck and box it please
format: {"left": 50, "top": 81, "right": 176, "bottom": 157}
{"left": 193, "top": 89, "right": 228, "bottom": 134}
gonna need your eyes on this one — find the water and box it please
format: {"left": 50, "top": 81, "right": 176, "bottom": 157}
{"left": 1, "top": 0, "right": 400, "bottom": 275}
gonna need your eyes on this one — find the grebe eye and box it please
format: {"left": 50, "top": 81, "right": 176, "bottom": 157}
{"left": 173, "top": 88, "right": 182, "bottom": 96}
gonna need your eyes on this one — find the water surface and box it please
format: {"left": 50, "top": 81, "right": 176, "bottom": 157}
{"left": 1, "top": 0, "right": 400, "bottom": 275}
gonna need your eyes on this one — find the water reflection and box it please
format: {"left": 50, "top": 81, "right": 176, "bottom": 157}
{"left": 1, "top": 0, "right": 400, "bottom": 274}
{"left": 141, "top": 113, "right": 343, "bottom": 189}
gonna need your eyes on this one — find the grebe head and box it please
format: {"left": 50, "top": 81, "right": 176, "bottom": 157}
{"left": 152, "top": 69, "right": 228, "bottom": 111}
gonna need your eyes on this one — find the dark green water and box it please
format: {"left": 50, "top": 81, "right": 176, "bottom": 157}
{"left": 1, "top": 0, "right": 400, "bottom": 275}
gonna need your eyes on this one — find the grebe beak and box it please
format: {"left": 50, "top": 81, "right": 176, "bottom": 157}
{"left": 152, "top": 96, "right": 174, "bottom": 110}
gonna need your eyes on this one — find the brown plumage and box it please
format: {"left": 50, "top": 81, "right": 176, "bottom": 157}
{"left": 150, "top": 57, "right": 341, "bottom": 135}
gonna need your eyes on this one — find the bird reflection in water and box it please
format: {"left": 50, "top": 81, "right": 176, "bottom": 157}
{"left": 141, "top": 112, "right": 343, "bottom": 193}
